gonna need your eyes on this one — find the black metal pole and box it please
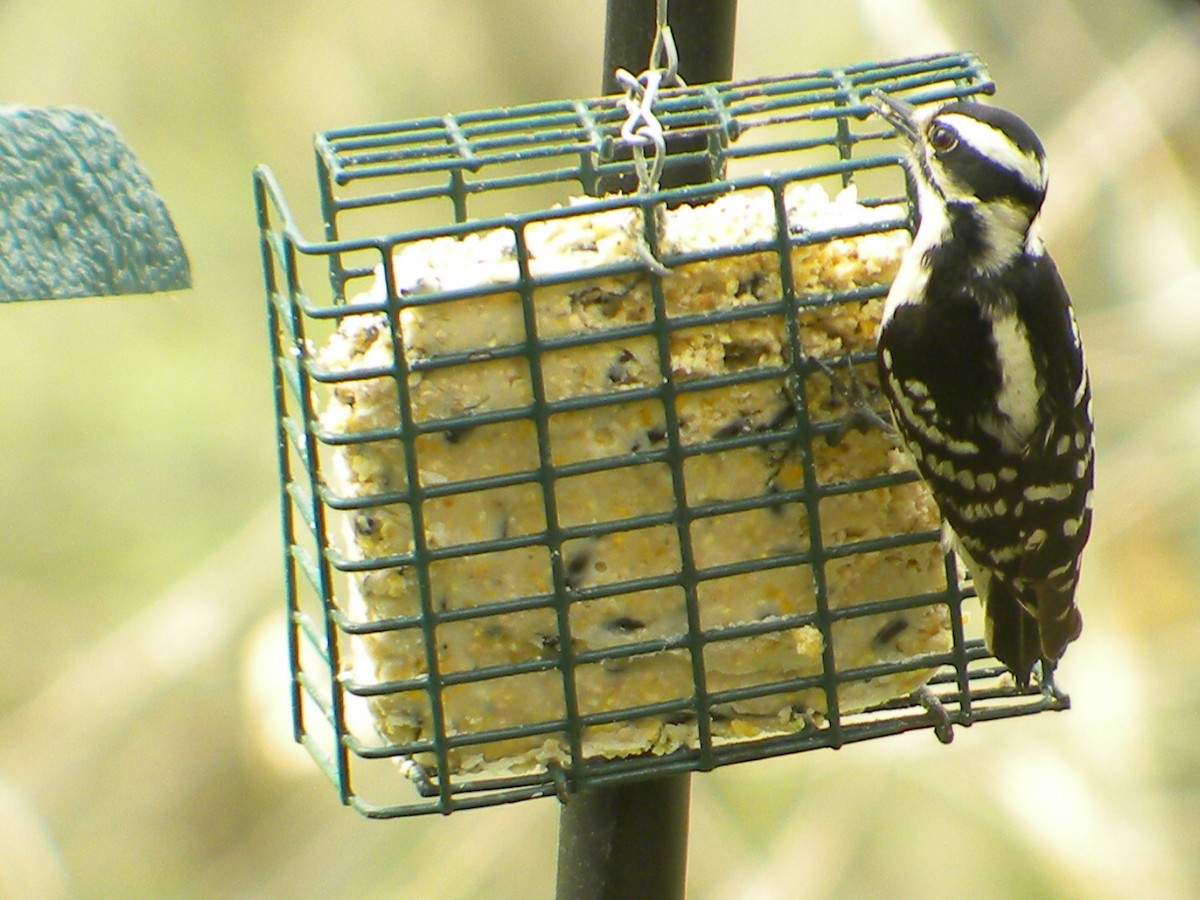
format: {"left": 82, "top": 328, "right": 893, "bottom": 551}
{"left": 553, "top": 5, "right": 737, "bottom": 899}
{"left": 601, "top": 0, "right": 738, "bottom": 94}
{"left": 598, "top": 0, "right": 738, "bottom": 194}
{"left": 556, "top": 774, "right": 692, "bottom": 900}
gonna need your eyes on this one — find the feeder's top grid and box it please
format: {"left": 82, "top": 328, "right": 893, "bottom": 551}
{"left": 309, "top": 53, "right": 992, "bottom": 252}
{"left": 255, "top": 53, "right": 1066, "bottom": 819}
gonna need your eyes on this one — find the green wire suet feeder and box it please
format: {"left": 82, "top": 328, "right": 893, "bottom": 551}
{"left": 255, "top": 50, "right": 1068, "bottom": 824}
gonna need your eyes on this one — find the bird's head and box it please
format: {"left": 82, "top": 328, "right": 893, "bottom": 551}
{"left": 869, "top": 92, "right": 1049, "bottom": 267}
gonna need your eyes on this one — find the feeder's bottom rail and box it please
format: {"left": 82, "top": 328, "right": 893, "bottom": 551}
{"left": 343, "top": 642, "right": 1066, "bottom": 818}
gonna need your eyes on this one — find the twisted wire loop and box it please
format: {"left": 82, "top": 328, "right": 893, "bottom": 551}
{"left": 615, "top": 68, "right": 669, "bottom": 195}
{"left": 613, "top": 0, "right": 683, "bottom": 275}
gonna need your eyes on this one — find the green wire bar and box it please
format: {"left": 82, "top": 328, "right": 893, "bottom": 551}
{"left": 255, "top": 52, "right": 1067, "bottom": 819}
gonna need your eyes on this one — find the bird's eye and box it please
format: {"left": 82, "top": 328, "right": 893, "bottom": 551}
{"left": 929, "top": 124, "right": 958, "bottom": 153}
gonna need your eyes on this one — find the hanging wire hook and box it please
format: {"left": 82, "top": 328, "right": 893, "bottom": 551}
{"left": 612, "top": 0, "right": 682, "bottom": 275}
{"left": 614, "top": 0, "right": 686, "bottom": 194}
{"left": 649, "top": 0, "right": 683, "bottom": 87}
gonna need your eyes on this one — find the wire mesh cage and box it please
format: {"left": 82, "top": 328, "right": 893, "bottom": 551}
{"left": 255, "top": 51, "right": 1069, "bottom": 818}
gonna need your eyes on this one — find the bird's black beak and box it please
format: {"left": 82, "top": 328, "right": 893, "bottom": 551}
{"left": 867, "top": 90, "right": 921, "bottom": 145}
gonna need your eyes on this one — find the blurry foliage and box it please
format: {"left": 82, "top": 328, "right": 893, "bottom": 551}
{"left": 1, "top": 1, "right": 1199, "bottom": 898}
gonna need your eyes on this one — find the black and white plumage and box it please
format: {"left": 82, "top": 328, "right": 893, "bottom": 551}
{"left": 869, "top": 92, "right": 1094, "bottom": 686}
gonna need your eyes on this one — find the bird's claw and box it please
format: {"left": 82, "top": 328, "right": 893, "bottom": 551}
{"left": 805, "top": 352, "right": 895, "bottom": 445}
{"left": 1036, "top": 659, "right": 1071, "bottom": 708}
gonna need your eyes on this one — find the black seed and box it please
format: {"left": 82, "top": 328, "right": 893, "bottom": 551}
{"left": 569, "top": 286, "right": 623, "bottom": 318}
{"left": 765, "top": 480, "right": 787, "bottom": 516}
{"left": 714, "top": 417, "right": 752, "bottom": 440}
{"left": 607, "top": 349, "right": 638, "bottom": 385}
{"left": 552, "top": 236, "right": 597, "bottom": 254}
{"left": 565, "top": 549, "right": 591, "bottom": 589}
{"left": 873, "top": 617, "right": 909, "bottom": 647}
{"left": 354, "top": 514, "right": 381, "bottom": 537}
{"left": 724, "top": 341, "right": 765, "bottom": 369}
{"left": 607, "top": 616, "right": 646, "bottom": 633}
{"left": 444, "top": 426, "right": 476, "bottom": 444}
{"left": 737, "top": 272, "right": 768, "bottom": 298}
{"left": 633, "top": 424, "right": 668, "bottom": 453}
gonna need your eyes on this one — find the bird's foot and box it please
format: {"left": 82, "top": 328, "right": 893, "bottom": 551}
{"left": 1036, "top": 658, "right": 1071, "bottom": 708}
{"left": 804, "top": 352, "right": 895, "bottom": 445}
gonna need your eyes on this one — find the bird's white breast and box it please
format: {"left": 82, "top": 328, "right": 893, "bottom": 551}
{"left": 881, "top": 183, "right": 948, "bottom": 327}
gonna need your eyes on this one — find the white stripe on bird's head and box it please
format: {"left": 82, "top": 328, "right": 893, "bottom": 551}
{"left": 916, "top": 108, "right": 1049, "bottom": 222}
{"left": 936, "top": 113, "right": 1046, "bottom": 195}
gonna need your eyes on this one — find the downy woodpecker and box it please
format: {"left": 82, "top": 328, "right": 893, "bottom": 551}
{"left": 868, "top": 92, "right": 1094, "bottom": 687}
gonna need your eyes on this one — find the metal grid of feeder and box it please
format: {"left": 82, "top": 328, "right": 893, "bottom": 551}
{"left": 255, "top": 51, "right": 1068, "bottom": 818}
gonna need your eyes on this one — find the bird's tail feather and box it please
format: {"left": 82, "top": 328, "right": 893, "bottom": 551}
{"left": 1035, "top": 575, "right": 1084, "bottom": 663}
{"left": 983, "top": 580, "right": 1042, "bottom": 688}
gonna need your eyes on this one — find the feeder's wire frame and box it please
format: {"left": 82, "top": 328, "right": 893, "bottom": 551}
{"left": 255, "top": 52, "right": 1068, "bottom": 819}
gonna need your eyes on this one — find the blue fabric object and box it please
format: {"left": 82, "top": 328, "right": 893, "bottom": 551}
{"left": 0, "top": 106, "right": 190, "bottom": 302}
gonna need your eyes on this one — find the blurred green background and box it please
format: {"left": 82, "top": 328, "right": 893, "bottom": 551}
{"left": 2, "top": 1, "right": 1198, "bottom": 897}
